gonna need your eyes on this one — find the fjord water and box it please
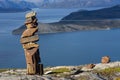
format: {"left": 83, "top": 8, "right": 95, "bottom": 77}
{"left": 0, "top": 8, "right": 120, "bottom": 68}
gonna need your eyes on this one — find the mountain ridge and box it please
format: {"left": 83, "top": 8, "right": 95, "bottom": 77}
{"left": 0, "top": 0, "right": 120, "bottom": 10}
{"left": 0, "top": 0, "right": 36, "bottom": 12}
{"left": 12, "top": 5, "right": 120, "bottom": 35}
{"left": 38, "top": 0, "right": 120, "bottom": 8}
{"left": 61, "top": 5, "right": 120, "bottom": 21}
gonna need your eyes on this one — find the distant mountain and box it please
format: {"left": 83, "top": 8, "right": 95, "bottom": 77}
{"left": 38, "top": 0, "right": 120, "bottom": 8}
{"left": 0, "top": 7, "right": 31, "bottom": 13}
{"left": 61, "top": 5, "right": 120, "bottom": 21}
{"left": 0, "top": 0, "right": 37, "bottom": 12}
{"left": 12, "top": 5, "right": 120, "bottom": 35}
{"left": 1, "top": 0, "right": 120, "bottom": 10}
{"left": 2, "top": 0, "right": 120, "bottom": 10}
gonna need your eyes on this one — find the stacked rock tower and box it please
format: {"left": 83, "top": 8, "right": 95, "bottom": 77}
{"left": 20, "top": 12, "right": 43, "bottom": 75}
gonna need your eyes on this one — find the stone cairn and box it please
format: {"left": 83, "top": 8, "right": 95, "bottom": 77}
{"left": 20, "top": 11, "right": 43, "bottom": 75}
{"left": 101, "top": 56, "right": 110, "bottom": 64}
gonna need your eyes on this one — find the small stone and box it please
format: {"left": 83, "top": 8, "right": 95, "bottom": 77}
{"left": 25, "top": 23, "right": 37, "bottom": 28}
{"left": 41, "top": 76, "right": 52, "bottom": 80}
{"left": 23, "top": 43, "right": 39, "bottom": 49}
{"left": 101, "top": 56, "right": 110, "bottom": 64}
{"left": 81, "top": 64, "right": 95, "bottom": 71}
{"left": 20, "top": 35, "right": 39, "bottom": 44}
{"left": 59, "top": 78, "right": 70, "bottom": 80}
{"left": 44, "top": 71, "right": 53, "bottom": 75}
{"left": 86, "top": 64, "right": 95, "bottom": 69}
{"left": 25, "top": 18, "right": 38, "bottom": 25}
{"left": 71, "top": 69, "right": 82, "bottom": 75}
{"left": 25, "top": 11, "right": 36, "bottom": 18}
{"left": 25, "top": 18, "right": 33, "bottom": 24}
{"left": 33, "top": 18, "right": 38, "bottom": 23}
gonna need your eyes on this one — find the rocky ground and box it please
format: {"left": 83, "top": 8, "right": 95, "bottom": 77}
{"left": 1, "top": 61, "right": 120, "bottom": 80}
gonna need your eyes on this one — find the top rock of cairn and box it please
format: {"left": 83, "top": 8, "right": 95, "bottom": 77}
{"left": 25, "top": 11, "right": 36, "bottom": 18}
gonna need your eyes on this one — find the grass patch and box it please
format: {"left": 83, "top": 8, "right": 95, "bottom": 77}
{"left": 52, "top": 68, "right": 70, "bottom": 73}
{"left": 0, "top": 69, "right": 8, "bottom": 73}
{"left": 95, "top": 67, "right": 120, "bottom": 76}
{"left": 116, "top": 77, "right": 120, "bottom": 80}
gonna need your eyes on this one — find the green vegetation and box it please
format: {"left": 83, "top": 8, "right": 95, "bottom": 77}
{"left": 116, "top": 77, "right": 120, "bottom": 80}
{"left": 52, "top": 68, "right": 70, "bottom": 73}
{"left": 44, "top": 68, "right": 71, "bottom": 78}
{"left": 95, "top": 67, "right": 120, "bottom": 76}
{"left": 0, "top": 69, "right": 8, "bottom": 73}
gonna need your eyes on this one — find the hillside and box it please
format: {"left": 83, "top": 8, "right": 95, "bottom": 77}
{"left": 12, "top": 20, "right": 120, "bottom": 35}
{"left": 38, "top": 0, "right": 120, "bottom": 8}
{"left": 0, "top": 0, "right": 36, "bottom": 12}
{"left": 0, "top": 7, "right": 31, "bottom": 13}
{"left": 1, "top": 0, "right": 120, "bottom": 10}
{"left": 61, "top": 5, "right": 120, "bottom": 20}
{"left": 12, "top": 5, "right": 120, "bottom": 35}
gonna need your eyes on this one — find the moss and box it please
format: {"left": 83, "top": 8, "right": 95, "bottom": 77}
{"left": 116, "top": 77, "right": 120, "bottom": 80}
{"left": 52, "top": 68, "right": 70, "bottom": 73}
{"left": 95, "top": 67, "right": 120, "bottom": 76}
{"left": 0, "top": 69, "right": 8, "bottom": 73}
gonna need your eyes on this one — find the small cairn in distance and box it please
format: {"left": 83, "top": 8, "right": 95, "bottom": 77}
{"left": 101, "top": 56, "right": 110, "bottom": 64}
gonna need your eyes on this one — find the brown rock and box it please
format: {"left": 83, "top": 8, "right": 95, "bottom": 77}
{"left": 21, "top": 27, "right": 38, "bottom": 38}
{"left": 25, "top": 18, "right": 37, "bottom": 24}
{"left": 21, "top": 11, "right": 43, "bottom": 75}
{"left": 38, "top": 64, "right": 44, "bottom": 75}
{"left": 32, "top": 22, "right": 38, "bottom": 27}
{"left": 86, "top": 64, "right": 95, "bottom": 69}
{"left": 20, "top": 35, "right": 39, "bottom": 44}
{"left": 25, "top": 23, "right": 37, "bottom": 28}
{"left": 23, "top": 43, "right": 39, "bottom": 49}
{"left": 25, "top": 11, "right": 36, "bottom": 18}
{"left": 24, "top": 47, "right": 41, "bottom": 74}
{"left": 27, "top": 63, "right": 36, "bottom": 75}
{"left": 33, "top": 18, "right": 38, "bottom": 23}
{"left": 25, "top": 12, "right": 37, "bottom": 24}
{"left": 25, "top": 18, "right": 33, "bottom": 24}
{"left": 24, "top": 47, "right": 40, "bottom": 63}
{"left": 101, "top": 56, "right": 110, "bottom": 64}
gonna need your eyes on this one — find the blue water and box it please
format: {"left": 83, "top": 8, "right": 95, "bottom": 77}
{"left": 0, "top": 8, "right": 120, "bottom": 68}
{"left": 40, "top": 30, "right": 120, "bottom": 66}
{"left": 1, "top": 30, "right": 120, "bottom": 68}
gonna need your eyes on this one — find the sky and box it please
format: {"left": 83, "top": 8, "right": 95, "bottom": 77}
{"left": 0, "top": 0, "right": 58, "bottom": 3}
{"left": 22, "top": 0, "right": 42, "bottom": 2}
{"left": 23, "top": 0, "right": 54, "bottom": 3}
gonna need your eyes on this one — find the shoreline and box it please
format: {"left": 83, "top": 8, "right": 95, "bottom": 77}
{"left": 12, "top": 19, "right": 120, "bottom": 35}
{"left": 12, "top": 27, "right": 112, "bottom": 36}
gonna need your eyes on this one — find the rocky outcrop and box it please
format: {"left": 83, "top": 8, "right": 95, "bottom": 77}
{"left": 1, "top": 61, "right": 120, "bottom": 80}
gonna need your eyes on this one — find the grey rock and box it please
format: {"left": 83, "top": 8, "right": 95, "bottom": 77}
{"left": 71, "top": 69, "right": 83, "bottom": 75}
